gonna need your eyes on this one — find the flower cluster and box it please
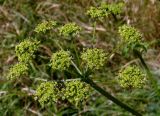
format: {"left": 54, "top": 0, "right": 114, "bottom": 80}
{"left": 81, "top": 48, "right": 107, "bottom": 70}
{"left": 118, "top": 25, "right": 142, "bottom": 45}
{"left": 50, "top": 50, "right": 72, "bottom": 70}
{"left": 7, "top": 63, "right": 29, "bottom": 80}
{"left": 59, "top": 23, "right": 81, "bottom": 37}
{"left": 15, "top": 40, "right": 40, "bottom": 63}
{"left": 35, "top": 80, "right": 90, "bottom": 107}
{"left": 34, "top": 20, "right": 57, "bottom": 33}
{"left": 86, "top": 6, "right": 108, "bottom": 19}
{"left": 35, "top": 81, "right": 60, "bottom": 107}
{"left": 87, "top": 2, "right": 124, "bottom": 19}
{"left": 62, "top": 80, "right": 90, "bottom": 106}
{"left": 100, "top": 2, "right": 124, "bottom": 15}
{"left": 118, "top": 66, "right": 146, "bottom": 88}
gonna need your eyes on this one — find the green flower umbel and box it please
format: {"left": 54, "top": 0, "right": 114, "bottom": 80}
{"left": 7, "top": 63, "right": 29, "bottom": 80}
{"left": 15, "top": 40, "right": 40, "bottom": 63}
{"left": 81, "top": 48, "right": 107, "bottom": 70}
{"left": 100, "top": 2, "right": 124, "bottom": 15}
{"left": 50, "top": 50, "right": 72, "bottom": 70}
{"left": 86, "top": 6, "right": 108, "bottom": 19}
{"left": 62, "top": 80, "right": 90, "bottom": 106}
{"left": 118, "top": 66, "right": 146, "bottom": 88}
{"left": 59, "top": 23, "right": 81, "bottom": 37}
{"left": 118, "top": 25, "right": 142, "bottom": 45}
{"left": 34, "top": 20, "right": 57, "bottom": 33}
{"left": 86, "top": 2, "right": 124, "bottom": 20}
{"left": 35, "top": 81, "right": 60, "bottom": 107}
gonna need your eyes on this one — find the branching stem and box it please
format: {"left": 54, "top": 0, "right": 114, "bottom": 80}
{"left": 82, "top": 77, "right": 142, "bottom": 116}
{"left": 71, "top": 61, "right": 142, "bottom": 116}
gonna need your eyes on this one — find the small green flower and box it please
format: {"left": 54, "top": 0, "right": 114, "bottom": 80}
{"left": 50, "top": 50, "right": 72, "bottom": 70}
{"left": 7, "top": 63, "right": 29, "bottom": 80}
{"left": 15, "top": 40, "right": 40, "bottom": 63}
{"left": 35, "top": 81, "right": 60, "bottom": 107}
{"left": 35, "top": 20, "right": 57, "bottom": 33}
{"left": 118, "top": 66, "right": 146, "bottom": 88}
{"left": 59, "top": 23, "right": 81, "bottom": 37}
{"left": 62, "top": 80, "right": 90, "bottom": 106}
{"left": 86, "top": 6, "right": 108, "bottom": 19}
{"left": 81, "top": 48, "right": 107, "bottom": 70}
{"left": 100, "top": 2, "right": 124, "bottom": 15}
{"left": 118, "top": 25, "right": 142, "bottom": 45}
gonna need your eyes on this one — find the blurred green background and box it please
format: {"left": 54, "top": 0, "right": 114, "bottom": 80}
{"left": 0, "top": 0, "right": 160, "bottom": 115}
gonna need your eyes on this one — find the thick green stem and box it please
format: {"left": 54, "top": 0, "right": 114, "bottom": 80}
{"left": 133, "top": 49, "right": 159, "bottom": 94}
{"left": 72, "top": 61, "right": 141, "bottom": 115}
{"left": 82, "top": 77, "right": 142, "bottom": 116}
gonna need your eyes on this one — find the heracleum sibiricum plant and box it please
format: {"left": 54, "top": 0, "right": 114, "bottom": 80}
{"left": 7, "top": 2, "right": 157, "bottom": 116}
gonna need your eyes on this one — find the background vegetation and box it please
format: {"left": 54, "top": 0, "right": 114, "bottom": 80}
{"left": 0, "top": 0, "right": 160, "bottom": 115}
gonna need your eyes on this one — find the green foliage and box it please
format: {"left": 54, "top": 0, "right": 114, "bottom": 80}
{"left": 81, "top": 48, "right": 107, "bottom": 70}
{"left": 118, "top": 25, "right": 142, "bottom": 45}
{"left": 62, "top": 80, "right": 90, "bottom": 106}
{"left": 34, "top": 20, "right": 57, "bottom": 33}
{"left": 100, "top": 2, "right": 124, "bottom": 15}
{"left": 59, "top": 23, "right": 81, "bottom": 37}
{"left": 35, "top": 81, "right": 60, "bottom": 107}
{"left": 50, "top": 50, "right": 72, "bottom": 70}
{"left": 15, "top": 40, "right": 40, "bottom": 63}
{"left": 118, "top": 66, "right": 146, "bottom": 88}
{"left": 7, "top": 63, "right": 29, "bottom": 80}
